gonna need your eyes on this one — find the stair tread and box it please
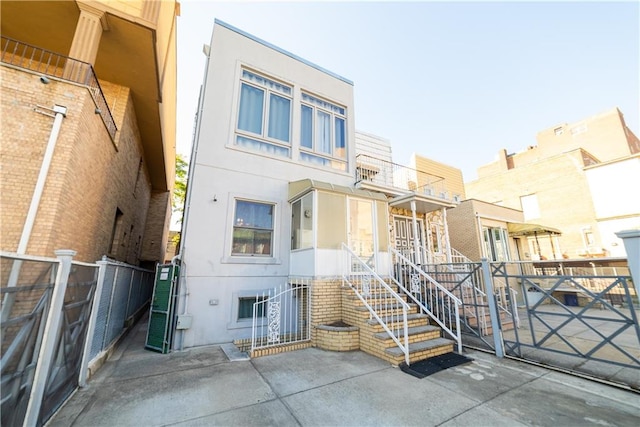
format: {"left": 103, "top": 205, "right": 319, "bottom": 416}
{"left": 355, "top": 302, "right": 415, "bottom": 312}
{"left": 366, "top": 312, "right": 427, "bottom": 325}
{"left": 385, "top": 337, "right": 453, "bottom": 356}
{"left": 373, "top": 325, "right": 440, "bottom": 340}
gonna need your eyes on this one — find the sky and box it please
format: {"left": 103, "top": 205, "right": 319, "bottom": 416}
{"left": 175, "top": 0, "right": 640, "bottom": 182}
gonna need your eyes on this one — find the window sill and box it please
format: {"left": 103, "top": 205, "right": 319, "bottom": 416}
{"left": 221, "top": 256, "right": 281, "bottom": 265}
{"left": 227, "top": 319, "right": 257, "bottom": 330}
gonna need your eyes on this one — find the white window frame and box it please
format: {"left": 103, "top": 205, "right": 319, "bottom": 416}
{"left": 235, "top": 68, "right": 293, "bottom": 157}
{"left": 228, "top": 290, "right": 270, "bottom": 330}
{"left": 291, "top": 192, "right": 314, "bottom": 251}
{"left": 299, "top": 92, "right": 348, "bottom": 171}
{"left": 222, "top": 193, "right": 282, "bottom": 265}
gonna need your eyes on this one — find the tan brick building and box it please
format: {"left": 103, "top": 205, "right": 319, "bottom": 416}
{"left": 0, "top": 0, "right": 178, "bottom": 265}
{"left": 466, "top": 108, "right": 640, "bottom": 259}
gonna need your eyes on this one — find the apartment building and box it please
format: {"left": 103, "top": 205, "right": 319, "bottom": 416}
{"left": 0, "top": 0, "right": 178, "bottom": 265}
{"left": 466, "top": 108, "right": 640, "bottom": 259}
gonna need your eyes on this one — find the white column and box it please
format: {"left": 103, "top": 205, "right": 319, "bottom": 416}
{"left": 410, "top": 201, "right": 420, "bottom": 264}
{"left": 616, "top": 230, "right": 640, "bottom": 298}
{"left": 443, "top": 207, "right": 452, "bottom": 263}
{"left": 68, "top": 3, "right": 108, "bottom": 65}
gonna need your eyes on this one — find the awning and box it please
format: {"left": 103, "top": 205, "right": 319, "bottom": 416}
{"left": 288, "top": 179, "right": 388, "bottom": 202}
{"left": 507, "top": 223, "right": 562, "bottom": 237}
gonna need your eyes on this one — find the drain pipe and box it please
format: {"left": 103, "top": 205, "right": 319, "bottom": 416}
{"left": 1, "top": 105, "right": 67, "bottom": 322}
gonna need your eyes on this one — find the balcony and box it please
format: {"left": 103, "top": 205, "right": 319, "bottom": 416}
{"left": 1, "top": 36, "right": 117, "bottom": 141}
{"left": 355, "top": 154, "right": 460, "bottom": 211}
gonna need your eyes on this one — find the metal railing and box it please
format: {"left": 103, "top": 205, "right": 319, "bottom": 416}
{"left": 87, "top": 258, "right": 154, "bottom": 362}
{"left": 390, "top": 248, "right": 462, "bottom": 353}
{"left": 342, "top": 243, "right": 410, "bottom": 365}
{"left": 251, "top": 277, "right": 311, "bottom": 352}
{"left": 1, "top": 36, "right": 117, "bottom": 140}
{"left": 355, "top": 154, "right": 460, "bottom": 202}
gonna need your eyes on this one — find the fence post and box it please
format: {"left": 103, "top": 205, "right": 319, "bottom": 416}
{"left": 78, "top": 258, "right": 108, "bottom": 388}
{"left": 23, "top": 249, "right": 76, "bottom": 427}
{"left": 481, "top": 258, "right": 505, "bottom": 358}
{"left": 616, "top": 230, "right": 640, "bottom": 299}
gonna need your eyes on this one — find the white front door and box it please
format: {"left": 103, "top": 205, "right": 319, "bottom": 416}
{"left": 393, "top": 215, "right": 424, "bottom": 259}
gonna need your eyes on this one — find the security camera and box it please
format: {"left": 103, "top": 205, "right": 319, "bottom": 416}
{"left": 39, "top": 76, "right": 50, "bottom": 84}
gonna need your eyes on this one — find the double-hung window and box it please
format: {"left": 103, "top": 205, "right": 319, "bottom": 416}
{"left": 232, "top": 200, "right": 274, "bottom": 256}
{"left": 299, "top": 93, "right": 347, "bottom": 171}
{"left": 236, "top": 69, "right": 292, "bottom": 157}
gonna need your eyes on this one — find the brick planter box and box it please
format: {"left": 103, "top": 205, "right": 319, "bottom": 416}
{"left": 314, "top": 323, "right": 360, "bottom": 352}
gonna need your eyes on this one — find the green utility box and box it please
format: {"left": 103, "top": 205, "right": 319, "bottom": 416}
{"left": 145, "top": 263, "right": 179, "bottom": 353}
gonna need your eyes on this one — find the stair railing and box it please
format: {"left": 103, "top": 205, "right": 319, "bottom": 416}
{"left": 342, "top": 243, "right": 410, "bottom": 366}
{"left": 390, "top": 248, "right": 462, "bottom": 353}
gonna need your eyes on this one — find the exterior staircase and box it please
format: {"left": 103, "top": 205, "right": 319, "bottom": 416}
{"left": 341, "top": 282, "right": 454, "bottom": 366}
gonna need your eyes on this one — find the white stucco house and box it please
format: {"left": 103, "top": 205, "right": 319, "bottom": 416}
{"left": 174, "top": 21, "right": 469, "bottom": 364}
{"left": 176, "top": 20, "right": 387, "bottom": 347}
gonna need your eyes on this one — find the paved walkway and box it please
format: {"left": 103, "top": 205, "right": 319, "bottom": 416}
{"left": 50, "top": 321, "right": 640, "bottom": 426}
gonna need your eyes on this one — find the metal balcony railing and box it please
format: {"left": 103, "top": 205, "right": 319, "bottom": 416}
{"left": 356, "top": 154, "right": 460, "bottom": 202}
{"left": 1, "top": 36, "right": 117, "bottom": 140}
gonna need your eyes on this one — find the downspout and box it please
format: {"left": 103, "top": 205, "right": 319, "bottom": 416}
{"left": 175, "top": 43, "right": 212, "bottom": 351}
{"left": 476, "top": 212, "right": 487, "bottom": 259}
{"left": 410, "top": 201, "right": 420, "bottom": 264}
{"left": 1, "top": 105, "right": 67, "bottom": 322}
{"left": 442, "top": 207, "right": 452, "bottom": 263}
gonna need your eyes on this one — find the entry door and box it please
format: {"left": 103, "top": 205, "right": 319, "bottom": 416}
{"left": 348, "top": 199, "right": 375, "bottom": 268}
{"left": 393, "top": 216, "right": 424, "bottom": 259}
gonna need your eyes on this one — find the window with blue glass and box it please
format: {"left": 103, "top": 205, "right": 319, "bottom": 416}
{"left": 236, "top": 69, "right": 292, "bottom": 157}
{"left": 299, "top": 92, "right": 347, "bottom": 171}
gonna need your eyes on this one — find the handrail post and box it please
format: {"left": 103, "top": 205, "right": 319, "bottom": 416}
{"left": 481, "top": 258, "right": 504, "bottom": 358}
{"left": 24, "top": 249, "right": 76, "bottom": 427}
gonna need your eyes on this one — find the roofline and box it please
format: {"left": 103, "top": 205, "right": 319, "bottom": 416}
{"left": 214, "top": 19, "right": 354, "bottom": 86}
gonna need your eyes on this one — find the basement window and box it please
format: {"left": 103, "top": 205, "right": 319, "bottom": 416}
{"left": 238, "top": 296, "right": 267, "bottom": 320}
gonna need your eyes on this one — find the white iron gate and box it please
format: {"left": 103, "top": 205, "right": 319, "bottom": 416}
{"left": 251, "top": 277, "right": 310, "bottom": 352}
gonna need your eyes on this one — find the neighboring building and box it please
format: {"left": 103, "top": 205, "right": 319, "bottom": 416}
{"left": 584, "top": 154, "right": 640, "bottom": 257}
{"left": 410, "top": 154, "right": 465, "bottom": 203}
{"left": 176, "top": 21, "right": 462, "bottom": 350}
{"left": 0, "top": 0, "right": 178, "bottom": 266}
{"left": 466, "top": 108, "right": 640, "bottom": 260}
{"left": 448, "top": 199, "right": 533, "bottom": 262}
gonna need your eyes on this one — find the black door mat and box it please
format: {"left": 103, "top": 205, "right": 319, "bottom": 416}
{"left": 400, "top": 353, "right": 473, "bottom": 379}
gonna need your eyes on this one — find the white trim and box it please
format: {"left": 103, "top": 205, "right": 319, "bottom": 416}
{"left": 222, "top": 193, "right": 282, "bottom": 264}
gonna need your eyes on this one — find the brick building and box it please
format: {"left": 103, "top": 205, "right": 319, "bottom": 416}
{"left": 0, "top": 0, "right": 178, "bottom": 265}
{"left": 466, "top": 108, "right": 640, "bottom": 259}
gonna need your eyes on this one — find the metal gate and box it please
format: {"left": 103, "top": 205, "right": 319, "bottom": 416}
{"left": 487, "top": 261, "right": 640, "bottom": 389}
{"left": 145, "top": 263, "right": 179, "bottom": 353}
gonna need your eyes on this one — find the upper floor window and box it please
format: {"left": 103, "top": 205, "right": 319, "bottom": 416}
{"left": 232, "top": 200, "right": 274, "bottom": 256}
{"left": 236, "top": 69, "right": 291, "bottom": 156}
{"left": 299, "top": 92, "right": 347, "bottom": 171}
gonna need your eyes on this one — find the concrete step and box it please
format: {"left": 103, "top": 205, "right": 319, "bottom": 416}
{"left": 373, "top": 324, "right": 440, "bottom": 341}
{"left": 367, "top": 312, "right": 428, "bottom": 325}
{"left": 373, "top": 325, "right": 442, "bottom": 348}
{"left": 385, "top": 337, "right": 454, "bottom": 365}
